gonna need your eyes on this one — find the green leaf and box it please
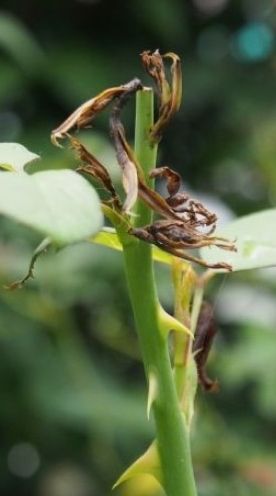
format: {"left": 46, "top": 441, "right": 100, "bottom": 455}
{"left": 0, "top": 143, "right": 40, "bottom": 172}
{"left": 200, "top": 209, "right": 276, "bottom": 272}
{"left": 0, "top": 169, "right": 103, "bottom": 243}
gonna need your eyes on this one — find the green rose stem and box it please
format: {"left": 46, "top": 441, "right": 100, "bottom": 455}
{"left": 121, "top": 88, "right": 197, "bottom": 496}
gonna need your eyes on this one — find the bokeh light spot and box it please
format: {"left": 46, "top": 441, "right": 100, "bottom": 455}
{"left": 231, "top": 22, "right": 274, "bottom": 62}
{"left": 7, "top": 442, "right": 40, "bottom": 478}
{"left": 193, "top": 0, "right": 229, "bottom": 16}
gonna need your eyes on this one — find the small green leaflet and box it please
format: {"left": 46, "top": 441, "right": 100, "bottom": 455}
{"left": 200, "top": 209, "right": 276, "bottom": 272}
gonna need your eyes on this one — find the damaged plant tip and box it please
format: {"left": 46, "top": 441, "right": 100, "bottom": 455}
{"left": 110, "top": 79, "right": 143, "bottom": 213}
{"left": 51, "top": 54, "right": 234, "bottom": 270}
{"left": 193, "top": 301, "right": 219, "bottom": 392}
{"left": 51, "top": 79, "right": 143, "bottom": 146}
{"left": 141, "top": 50, "right": 182, "bottom": 143}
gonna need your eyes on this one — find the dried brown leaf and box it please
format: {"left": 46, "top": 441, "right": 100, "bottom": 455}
{"left": 70, "top": 136, "right": 121, "bottom": 208}
{"left": 149, "top": 166, "right": 217, "bottom": 229}
{"left": 134, "top": 160, "right": 235, "bottom": 269}
{"left": 138, "top": 180, "right": 179, "bottom": 220}
{"left": 141, "top": 50, "right": 171, "bottom": 105}
{"left": 114, "top": 127, "right": 138, "bottom": 213}
{"left": 164, "top": 52, "right": 182, "bottom": 115}
{"left": 141, "top": 50, "right": 182, "bottom": 142}
{"left": 110, "top": 78, "right": 143, "bottom": 213}
{"left": 51, "top": 80, "right": 143, "bottom": 146}
{"left": 131, "top": 224, "right": 233, "bottom": 270}
{"left": 150, "top": 166, "right": 181, "bottom": 197}
{"left": 192, "top": 301, "right": 219, "bottom": 392}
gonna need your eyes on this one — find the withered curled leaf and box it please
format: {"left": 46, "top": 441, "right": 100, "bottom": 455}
{"left": 150, "top": 166, "right": 216, "bottom": 228}
{"left": 150, "top": 166, "right": 181, "bottom": 198}
{"left": 110, "top": 78, "right": 143, "bottom": 213}
{"left": 138, "top": 180, "right": 179, "bottom": 221}
{"left": 192, "top": 301, "right": 219, "bottom": 392}
{"left": 141, "top": 50, "right": 182, "bottom": 142}
{"left": 164, "top": 52, "right": 182, "bottom": 115}
{"left": 70, "top": 136, "right": 121, "bottom": 209}
{"left": 141, "top": 50, "right": 171, "bottom": 106}
{"left": 132, "top": 163, "right": 236, "bottom": 270}
{"left": 51, "top": 79, "right": 143, "bottom": 146}
{"left": 131, "top": 220, "right": 234, "bottom": 271}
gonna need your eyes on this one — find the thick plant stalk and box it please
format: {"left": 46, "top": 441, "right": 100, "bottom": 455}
{"left": 122, "top": 88, "right": 197, "bottom": 496}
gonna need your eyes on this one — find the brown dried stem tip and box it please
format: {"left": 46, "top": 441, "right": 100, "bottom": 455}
{"left": 141, "top": 50, "right": 182, "bottom": 143}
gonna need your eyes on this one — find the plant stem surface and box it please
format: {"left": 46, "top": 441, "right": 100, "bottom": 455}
{"left": 122, "top": 88, "right": 197, "bottom": 496}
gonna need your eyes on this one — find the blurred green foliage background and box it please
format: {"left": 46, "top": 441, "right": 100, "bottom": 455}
{"left": 1, "top": 1, "right": 276, "bottom": 495}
